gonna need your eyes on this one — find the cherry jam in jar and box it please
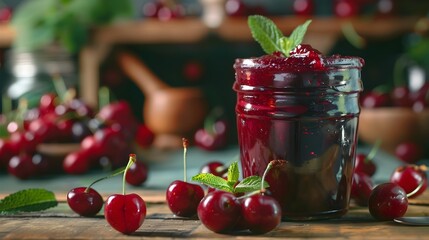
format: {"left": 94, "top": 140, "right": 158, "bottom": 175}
{"left": 233, "top": 45, "right": 364, "bottom": 220}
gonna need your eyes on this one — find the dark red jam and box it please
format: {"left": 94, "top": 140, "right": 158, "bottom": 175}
{"left": 233, "top": 45, "right": 364, "bottom": 220}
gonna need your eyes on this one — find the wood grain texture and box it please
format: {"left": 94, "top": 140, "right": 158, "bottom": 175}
{"left": 1, "top": 191, "right": 429, "bottom": 239}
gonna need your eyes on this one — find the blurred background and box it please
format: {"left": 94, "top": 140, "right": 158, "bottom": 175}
{"left": 1, "top": 0, "right": 429, "bottom": 161}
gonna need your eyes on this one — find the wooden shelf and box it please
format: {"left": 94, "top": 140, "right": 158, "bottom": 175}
{"left": 0, "top": 16, "right": 422, "bottom": 108}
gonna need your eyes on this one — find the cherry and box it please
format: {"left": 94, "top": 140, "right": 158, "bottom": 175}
{"left": 104, "top": 154, "right": 147, "bottom": 234}
{"left": 194, "top": 120, "right": 228, "bottom": 151}
{"left": 241, "top": 160, "right": 282, "bottom": 234}
{"left": 166, "top": 139, "right": 204, "bottom": 217}
{"left": 368, "top": 182, "right": 408, "bottom": 221}
{"left": 390, "top": 165, "right": 427, "bottom": 199}
{"left": 63, "top": 150, "right": 92, "bottom": 175}
{"left": 354, "top": 154, "right": 376, "bottom": 177}
{"left": 334, "top": 0, "right": 359, "bottom": 18}
{"left": 360, "top": 91, "right": 391, "bottom": 108}
{"left": 241, "top": 193, "right": 282, "bottom": 234}
{"left": 71, "top": 120, "right": 93, "bottom": 143}
{"left": 134, "top": 124, "right": 154, "bottom": 148}
{"left": 200, "top": 161, "right": 227, "bottom": 177}
{"left": 225, "top": 0, "right": 247, "bottom": 17}
{"left": 350, "top": 171, "right": 374, "bottom": 206}
{"left": 0, "top": 139, "right": 15, "bottom": 169}
{"left": 0, "top": 7, "right": 12, "bottom": 22}
{"left": 125, "top": 160, "right": 149, "bottom": 186}
{"left": 67, "top": 187, "right": 104, "bottom": 217}
{"left": 391, "top": 86, "right": 412, "bottom": 107}
{"left": 197, "top": 191, "right": 241, "bottom": 233}
{"left": 194, "top": 108, "right": 229, "bottom": 151}
{"left": 8, "top": 153, "right": 41, "bottom": 179}
{"left": 39, "top": 93, "right": 58, "bottom": 115}
{"left": 354, "top": 140, "right": 380, "bottom": 177}
{"left": 394, "top": 142, "right": 423, "bottom": 164}
{"left": 183, "top": 60, "right": 203, "bottom": 82}
{"left": 293, "top": 0, "right": 314, "bottom": 16}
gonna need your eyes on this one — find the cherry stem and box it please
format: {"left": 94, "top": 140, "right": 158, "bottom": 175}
{"left": 52, "top": 74, "right": 68, "bottom": 104}
{"left": 366, "top": 139, "right": 381, "bottom": 163}
{"left": 261, "top": 162, "right": 274, "bottom": 192}
{"left": 98, "top": 86, "right": 110, "bottom": 110}
{"left": 122, "top": 154, "right": 137, "bottom": 195}
{"left": 182, "top": 138, "right": 188, "bottom": 182}
{"left": 407, "top": 176, "right": 425, "bottom": 199}
{"left": 84, "top": 166, "right": 127, "bottom": 193}
{"left": 204, "top": 107, "right": 223, "bottom": 135}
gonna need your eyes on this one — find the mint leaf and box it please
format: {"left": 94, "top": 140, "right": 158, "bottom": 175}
{"left": 192, "top": 173, "right": 233, "bottom": 193}
{"left": 0, "top": 189, "right": 58, "bottom": 214}
{"left": 248, "top": 15, "right": 312, "bottom": 57}
{"left": 234, "top": 176, "right": 269, "bottom": 193}
{"left": 227, "top": 161, "right": 240, "bottom": 184}
{"left": 289, "top": 20, "right": 312, "bottom": 50}
{"left": 248, "top": 15, "right": 283, "bottom": 55}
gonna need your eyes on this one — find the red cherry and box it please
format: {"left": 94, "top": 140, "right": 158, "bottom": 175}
{"left": 241, "top": 194, "right": 282, "bottom": 234}
{"left": 350, "top": 171, "right": 374, "bottom": 206}
{"left": 390, "top": 165, "right": 427, "bottom": 199}
{"left": 166, "top": 138, "right": 205, "bottom": 217}
{"left": 104, "top": 193, "right": 146, "bottom": 234}
{"left": 368, "top": 183, "right": 408, "bottom": 221}
{"left": 360, "top": 91, "right": 391, "bottom": 108}
{"left": 39, "top": 93, "right": 58, "bottom": 115}
{"left": 8, "top": 153, "right": 39, "bottom": 179}
{"left": 394, "top": 142, "right": 423, "bottom": 164}
{"left": 197, "top": 191, "right": 241, "bottom": 233}
{"left": 63, "top": 150, "right": 92, "bottom": 174}
{"left": 166, "top": 180, "right": 205, "bottom": 217}
{"left": 183, "top": 61, "right": 203, "bottom": 82}
{"left": 125, "top": 160, "right": 149, "bottom": 186}
{"left": 194, "top": 120, "right": 228, "bottom": 151}
{"left": 354, "top": 153, "right": 377, "bottom": 177}
{"left": 67, "top": 187, "right": 104, "bottom": 217}
{"left": 391, "top": 86, "right": 412, "bottom": 107}
{"left": 200, "top": 161, "right": 227, "bottom": 177}
{"left": 293, "top": 0, "right": 314, "bottom": 16}
{"left": 334, "top": 0, "right": 359, "bottom": 18}
{"left": 225, "top": 0, "right": 247, "bottom": 17}
{"left": 0, "top": 7, "right": 12, "bottom": 22}
{"left": 134, "top": 124, "right": 154, "bottom": 148}
{"left": 0, "top": 139, "right": 15, "bottom": 169}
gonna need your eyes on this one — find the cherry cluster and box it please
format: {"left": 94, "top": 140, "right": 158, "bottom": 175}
{"left": 67, "top": 154, "right": 147, "bottom": 234}
{"left": 293, "top": 0, "right": 396, "bottom": 18}
{"left": 0, "top": 92, "right": 153, "bottom": 180}
{"left": 351, "top": 143, "right": 427, "bottom": 220}
{"left": 361, "top": 83, "right": 429, "bottom": 111}
{"left": 165, "top": 141, "right": 282, "bottom": 235}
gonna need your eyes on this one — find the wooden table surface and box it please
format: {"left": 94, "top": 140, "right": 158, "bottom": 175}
{"left": 1, "top": 146, "right": 429, "bottom": 239}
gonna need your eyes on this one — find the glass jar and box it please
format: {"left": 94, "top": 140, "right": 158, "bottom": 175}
{"left": 233, "top": 55, "right": 364, "bottom": 220}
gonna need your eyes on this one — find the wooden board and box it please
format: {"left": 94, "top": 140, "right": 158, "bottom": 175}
{"left": 1, "top": 190, "right": 429, "bottom": 239}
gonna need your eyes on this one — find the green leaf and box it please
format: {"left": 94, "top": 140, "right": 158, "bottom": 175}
{"left": 248, "top": 15, "right": 312, "bottom": 57}
{"left": 227, "top": 161, "right": 240, "bottom": 183}
{"left": 191, "top": 173, "right": 233, "bottom": 193}
{"left": 288, "top": 20, "right": 312, "bottom": 50}
{"left": 0, "top": 189, "right": 58, "bottom": 214}
{"left": 234, "top": 176, "right": 270, "bottom": 193}
{"left": 248, "top": 15, "right": 283, "bottom": 54}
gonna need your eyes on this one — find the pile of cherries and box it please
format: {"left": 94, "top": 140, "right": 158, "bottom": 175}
{"left": 0, "top": 92, "right": 153, "bottom": 180}
{"left": 165, "top": 139, "right": 281, "bottom": 234}
{"left": 67, "top": 154, "right": 147, "bottom": 234}
{"left": 351, "top": 142, "right": 428, "bottom": 220}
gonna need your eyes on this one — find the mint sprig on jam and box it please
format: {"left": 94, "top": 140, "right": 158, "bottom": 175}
{"left": 192, "top": 162, "right": 269, "bottom": 194}
{"left": 0, "top": 188, "right": 58, "bottom": 214}
{"left": 248, "top": 15, "right": 312, "bottom": 57}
